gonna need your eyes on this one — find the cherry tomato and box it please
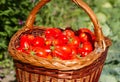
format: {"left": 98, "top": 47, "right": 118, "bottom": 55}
{"left": 27, "top": 34, "right": 35, "bottom": 42}
{"left": 34, "top": 47, "right": 48, "bottom": 58}
{"left": 79, "top": 32, "right": 92, "bottom": 42}
{"left": 78, "top": 41, "right": 93, "bottom": 57}
{"left": 52, "top": 39, "right": 62, "bottom": 46}
{"left": 78, "top": 28, "right": 96, "bottom": 42}
{"left": 43, "top": 46, "right": 51, "bottom": 54}
{"left": 16, "top": 46, "right": 32, "bottom": 55}
{"left": 19, "top": 35, "right": 31, "bottom": 50}
{"left": 82, "top": 42, "right": 93, "bottom": 51}
{"left": 68, "top": 36, "right": 80, "bottom": 47}
{"left": 32, "top": 36, "right": 45, "bottom": 47}
{"left": 80, "top": 49, "right": 90, "bottom": 57}
{"left": 52, "top": 34, "right": 68, "bottom": 46}
{"left": 45, "top": 28, "right": 62, "bottom": 39}
{"left": 78, "top": 28, "right": 93, "bottom": 35}
{"left": 57, "top": 34, "right": 68, "bottom": 44}
{"left": 52, "top": 45, "right": 72, "bottom": 60}
{"left": 63, "top": 29, "right": 75, "bottom": 38}
{"left": 69, "top": 46, "right": 78, "bottom": 59}
{"left": 61, "top": 45, "right": 72, "bottom": 54}
{"left": 16, "top": 47, "right": 24, "bottom": 52}
{"left": 45, "top": 38, "right": 52, "bottom": 46}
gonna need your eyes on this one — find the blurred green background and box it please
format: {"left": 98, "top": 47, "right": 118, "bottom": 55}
{"left": 0, "top": 0, "right": 120, "bottom": 82}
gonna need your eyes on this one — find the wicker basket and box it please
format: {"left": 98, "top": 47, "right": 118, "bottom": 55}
{"left": 8, "top": 0, "right": 112, "bottom": 82}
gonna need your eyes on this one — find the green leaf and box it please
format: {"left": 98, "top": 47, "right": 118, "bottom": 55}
{"left": 101, "top": 24, "right": 112, "bottom": 36}
{"left": 0, "top": 32, "right": 7, "bottom": 36}
{"left": 102, "top": 2, "right": 113, "bottom": 8}
{"left": 0, "top": 40, "right": 7, "bottom": 49}
{"left": 0, "top": 0, "right": 6, "bottom": 4}
{"left": 96, "top": 13, "right": 107, "bottom": 23}
{"left": 100, "top": 74, "right": 117, "bottom": 82}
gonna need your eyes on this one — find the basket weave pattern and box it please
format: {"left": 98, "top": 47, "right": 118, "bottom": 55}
{"left": 8, "top": 0, "right": 112, "bottom": 82}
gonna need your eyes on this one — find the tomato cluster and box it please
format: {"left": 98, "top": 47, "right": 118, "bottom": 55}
{"left": 16, "top": 28, "right": 96, "bottom": 60}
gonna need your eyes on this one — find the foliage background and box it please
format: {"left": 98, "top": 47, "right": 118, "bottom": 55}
{"left": 0, "top": 0, "right": 120, "bottom": 82}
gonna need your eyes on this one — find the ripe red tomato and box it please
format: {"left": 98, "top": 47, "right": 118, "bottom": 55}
{"left": 52, "top": 48, "right": 64, "bottom": 59}
{"left": 78, "top": 28, "right": 96, "bottom": 42}
{"left": 34, "top": 47, "right": 48, "bottom": 58}
{"left": 69, "top": 46, "right": 78, "bottom": 59}
{"left": 45, "top": 38, "right": 52, "bottom": 46}
{"left": 78, "top": 41, "right": 93, "bottom": 57}
{"left": 57, "top": 34, "right": 68, "bottom": 44}
{"left": 19, "top": 35, "right": 31, "bottom": 50}
{"left": 27, "top": 34, "right": 35, "bottom": 42}
{"left": 78, "top": 28, "right": 93, "bottom": 35}
{"left": 52, "top": 39, "right": 62, "bottom": 46}
{"left": 32, "top": 36, "right": 45, "bottom": 47}
{"left": 52, "top": 34, "right": 68, "bottom": 46}
{"left": 79, "top": 32, "right": 92, "bottom": 42}
{"left": 80, "top": 49, "right": 90, "bottom": 57}
{"left": 16, "top": 47, "right": 24, "bottom": 52}
{"left": 63, "top": 29, "right": 75, "bottom": 38}
{"left": 45, "top": 28, "right": 62, "bottom": 39}
{"left": 60, "top": 45, "right": 72, "bottom": 54}
{"left": 52, "top": 45, "right": 72, "bottom": 60}
{"left": 43, "top": 46, "right": 51, "bottom": 54}
{"left": 16, "top": 46, "right": 32, "bottom": 55}
{"left": 82, "top": 42, "right": 93, "bottom": 51}
{"left": 68, "top": 36, "right": 80, "bottom": 47}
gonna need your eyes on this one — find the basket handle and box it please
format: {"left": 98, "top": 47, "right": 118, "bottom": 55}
{"left": 25, "top": 0, "right": 105, "bottom": 48}
{"left": 25, "top": 0, "right": 51, "bottom": 29}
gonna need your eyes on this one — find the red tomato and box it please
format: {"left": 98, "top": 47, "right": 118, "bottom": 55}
{"left": 32, "top": 36, "right": 45, "bottom": 47}
{"left": 52, "top": 49, "right": 65, "bottom": 59}
{"left": 53, "top": 28, "right": 62, "bottom": 38}
{"left": 52, "top": 39, "right": 62, "bottom": 46}
{"left": 27, "top": 34, "right": 35, "bottom": 42}
{"left": 19, "top": 35, "right": 30, "bottom": 50}
{"left": 63, "top": 29, "right": 75, "bottom": 38}
{"left": 78, "top": 28, "right": 96, "bottom": 42}
{"left": 45, "top": 28, "right": 62, "bottom": 39}
{"left": 43, "top": 46, "right": 51, "bottom": 54}
{"left": 52, "top": 34, "right": 68, "bottom": 46}
{"left": 68, "top": 36, "right": 80, "bottom": 47}
{"left": 80, "top": 49, "right": 90, "bottom": 57}
{"left": 78, "top": 28, "right": 93, "bottom": 35}
{"left": 45, "top": 38, "right": 52, "bottom": 46}
{"left": 78, "top": 41, "right": 93, "bottom": 57}
{"left": 16, "top": 46, "right": 32, "bottom": 55}
{"left": 82, "top": 42, "right": 93, "bottom": 52}
{"left": 52, "top": 45, "right": 72, "bottom": 60}
{"left": 16, "top": 47, "right": 24, "bottom": 52}
{"left": 70, "top": 46, "right": 78, "bottom": 59}
{"left": 57, "top": 34, "right": 68, "bottom": 44}
{"left": 79, "top": 32, "right": 92, "bottom": 42}
{"left": 34, "top": 47, "right": 48, "bottom": 58}
{"left": 60, "top": 45, "right": 72, "bottom": 54}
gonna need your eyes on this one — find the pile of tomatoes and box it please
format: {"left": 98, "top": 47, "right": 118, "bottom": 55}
{"left": 16, "top": 28, "right": 96, "bottom": 60}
